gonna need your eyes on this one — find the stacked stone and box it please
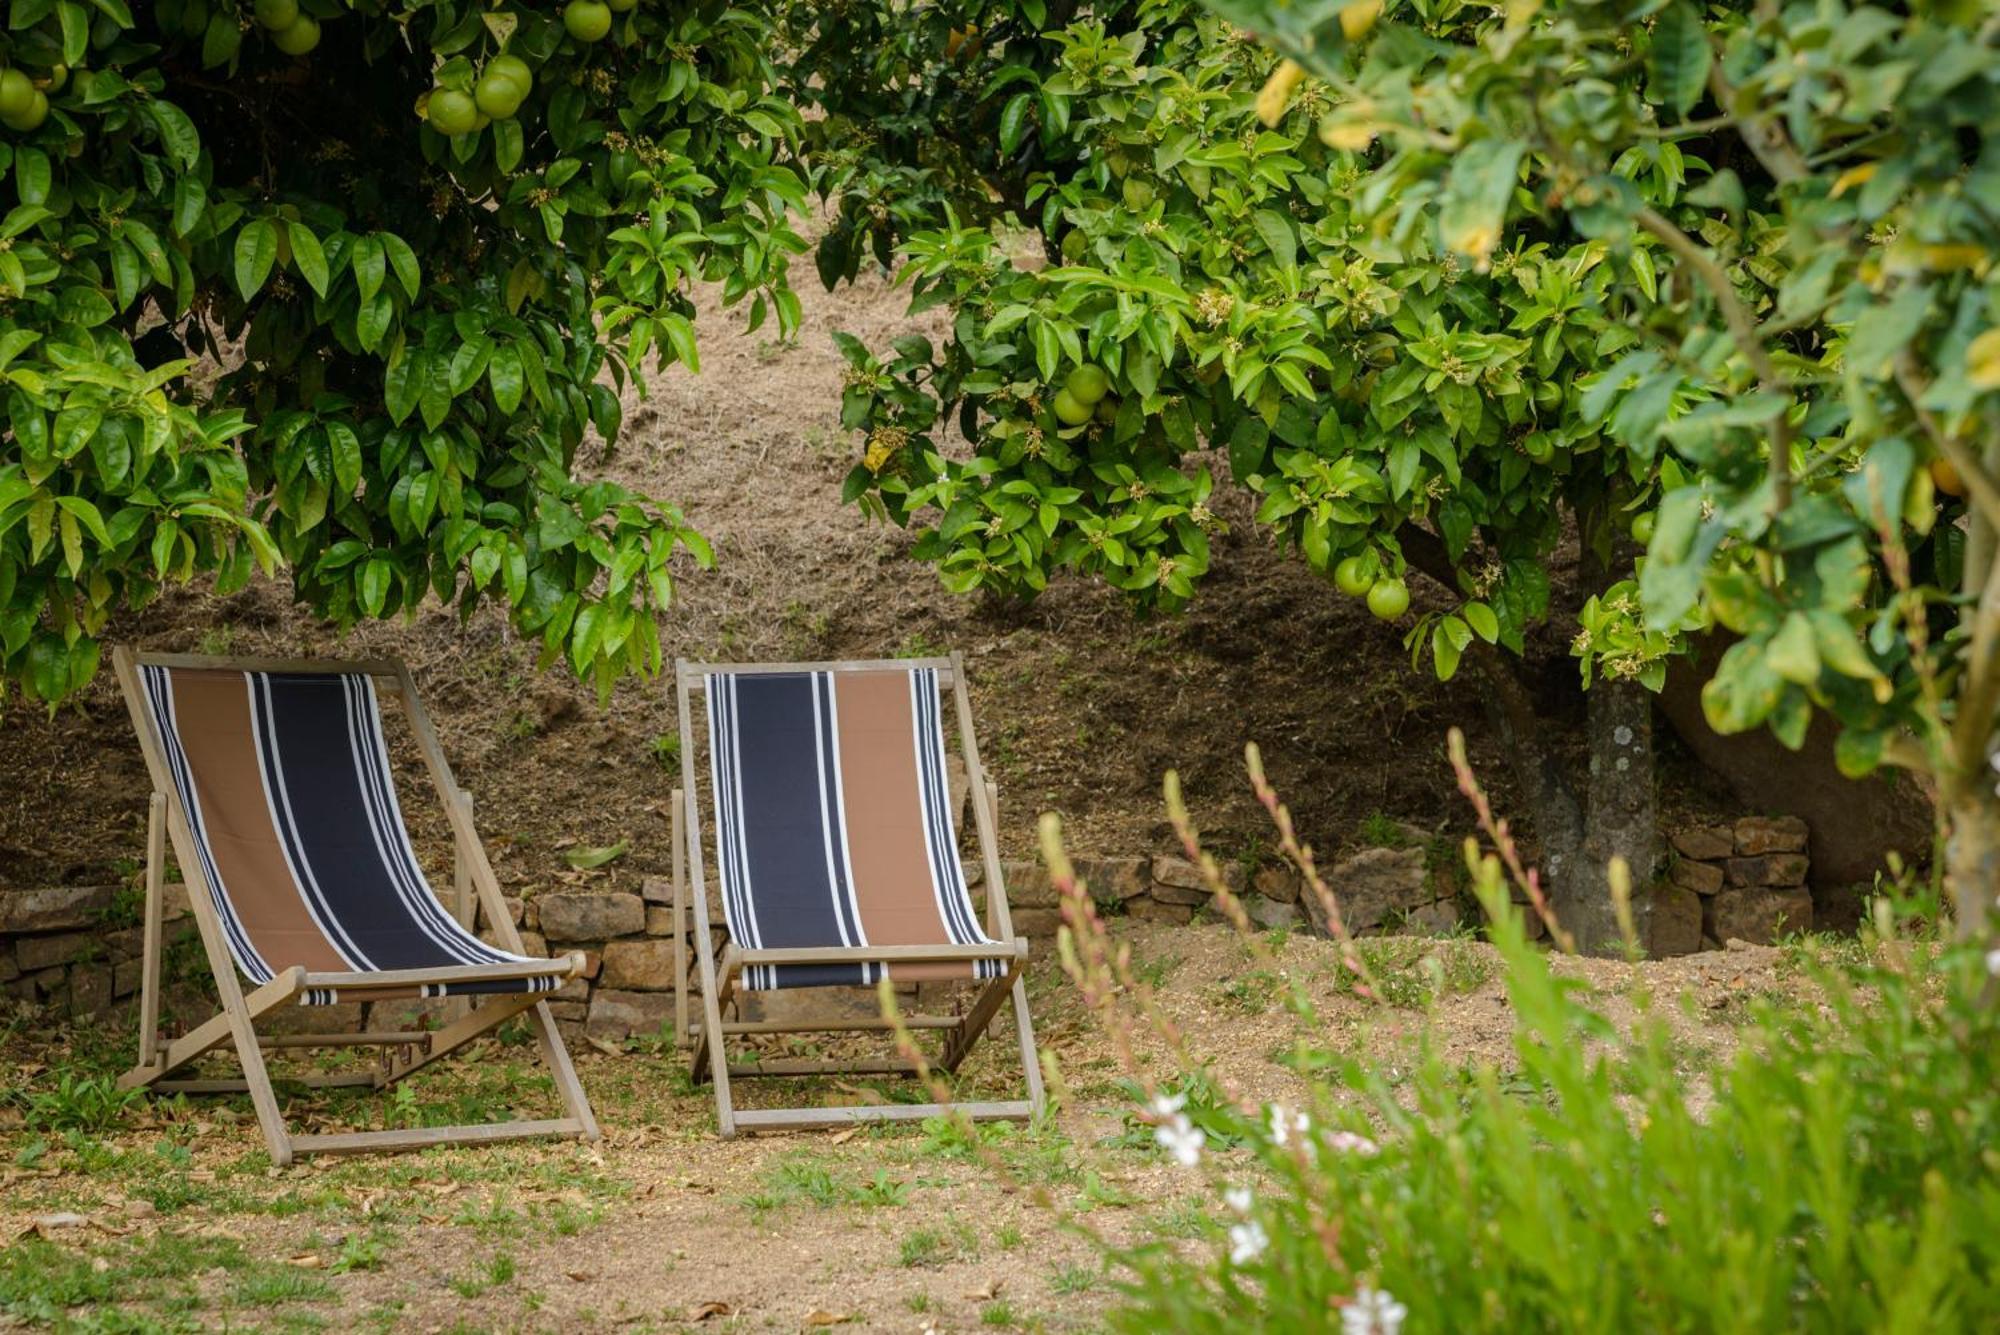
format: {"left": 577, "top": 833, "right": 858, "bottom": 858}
{"left": 1669, "top": 816, "right": 1812, "bottom": 947}
{"left": 0, "top": 883, "right": 193, "bottom": 1018}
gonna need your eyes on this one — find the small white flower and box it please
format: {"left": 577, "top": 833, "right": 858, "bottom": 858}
{"left": 1986, "top": 947, "right": 2000, "bottom": 978}
{"left": 1342, "top": 1286, "right": 1409, "bottom": 1335}
{"left": 1224, "top": 1185, "right": 1254, "bottom": 1214}
{"left": 1151, "top": 1092, "right": 1187, "bottom": 1118}
{"left": 1228, "top": 1218, "right": 1269, "bottom": 1265}
{"left": 1327, "top": 1130, "right": 1380, "bottom": 1157}
{"left": 1156, "top": 1114, "right": 1205, "bottom": 1167}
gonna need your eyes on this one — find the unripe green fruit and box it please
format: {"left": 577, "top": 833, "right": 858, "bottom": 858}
{"left": 564, "top": 1, "right": 614, "bottom": 41}
{"left": 254, "top": 0, "right": 299, "bottom": 30}
{"left": 1064, "top": 364, "right": 1110, "bottom": 405}
{"left": 1366, "top": 578, "right": 1410, "bottom": 621}
{"left": 1051, "top": 388, "right": 1094, "bottom": 426}
{"left": 2, "top": 88, "right": 48, "bottom": 131}
{"left": 475, "top": 71, "right": 526, "bottom": 118}
{"left": 1629, "top": 510, "right": 1655, "bottom": 544}
{"left": 488, "top": 55, "right": 533, "bottom": 90}
{"left": 427, "top": 88, "right": 480, "bottom": 136}
{"left": 0, "top": 69, "right": 32, "bottom": 120}
{"left": 270, "top": 15, "right": 321, "bottom": 55}
{"left": 44, "top": 64, "right": 66, "bottom": 93}
{"left": 1333, "top": 555, "right": 1375, "bottom": 597}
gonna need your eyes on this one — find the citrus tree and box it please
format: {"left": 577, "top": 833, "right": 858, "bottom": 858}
{"left": 0, "top": 0, "right": 806, "bottom": 706}
{"left": 794, "top": 0, "right": 1703, "bottom": 943}
{"left": 1197, "top": 0, "right": 2000, "bottom": 931}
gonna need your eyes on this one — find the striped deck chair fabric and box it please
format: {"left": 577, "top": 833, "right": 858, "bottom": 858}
{"left": 705, "top": 666, "right": 1004, "bottom": 991}
{"left": 138, "top": 665, "right": 558, "bottom": 1007}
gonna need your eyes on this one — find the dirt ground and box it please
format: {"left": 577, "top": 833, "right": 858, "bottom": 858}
{"left": 0, "top": 922, "right": 1799, "bottom": 1333}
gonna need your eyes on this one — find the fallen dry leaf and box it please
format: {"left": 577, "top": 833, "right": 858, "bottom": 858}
{"left": 564, "top": 1269, "right": 595, "bottom": 1283}
{"left": 961, "top": 1278, "right": 1003, "bottom": 1302}
{"left": 826, "top": 1128, "right": 857, "bottom": 1145}
{"left": 287, "top": 1254, "right": 324, "bottom": 1268}
{"left": 804, "top": 1311, "right": 857, "bottom": 1327}
{"left": 689, "top": 1301, "right": 732, "bottom": 1321}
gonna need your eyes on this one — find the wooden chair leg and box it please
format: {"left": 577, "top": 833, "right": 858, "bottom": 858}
{"left": 672, "top": 788, "right": 688, "bottom": 1049}
{"left": 938, "top": 958, "right": 1023, "bottom": 1074}
{"left": 691, "top": 957, "right": 738, "bottom": 1136}
{"left": 527, "top": 1001, "right": 601, "bottom": 1141}
{"left": 1011, "top": 975, "right": 1046, "bottom": 1113}
{"left": 137, "top": 792, "right": 167, "bottom": 1072}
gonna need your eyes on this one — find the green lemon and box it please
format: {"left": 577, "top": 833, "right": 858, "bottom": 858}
{"left": 1, "top": 88, "right": 48, "bottom": 131}
{"left": 1333, "top": 555, "right": 1376, "bottom": 596}
{"left": 564, "top": 1, "right": 614, "bottom": 41}
{"left": 270, "top": 15, "right": 321, "bottom": 55}
{"left": 1522, "top": 433, "right": 1554, "bottom": 464}
{"left": 254, "top": 0, "right": 299, "bottom": 29}
{"left": 488, "top": 55, "right": 534, "bottom": 91}
{"left": 427, "top": 88, "right": 480, "bottom": 136}
{"left": 1064, "top": 364, "right": 1110, "bottom": 405}
{"left": 475, "top": 70, "right": 527, "bottom": 118}
{"left": 1051, "top": 388, "right": 1094, "bottom": 427}
{"left": 43, "top": 64, "right": 67, "bottom": 94}
{"left": 1629, "top": 510, "right": 1655, "bottom": 544}
{"left": 0, "top": 69, "right": 32, "bottom": 121}
{"left": 1366, "top": 577, "right": 1410, "bottom": 621}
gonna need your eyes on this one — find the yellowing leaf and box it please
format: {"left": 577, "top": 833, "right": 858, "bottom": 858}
{"left": 564, "top": 840, "right": 629, "bottom": 870}
{"left": 1964, "top": 327, "right": 2000, "bottom": 390}
{"left": 1255, "top": 59, "right": 1306, "bottom": 128}
{"left": 1340, "top": 0, "right": 1384, "bottom": 41}
{"left": 1830, "top": 162, "right": 1877, "bottom": 197}
{"left": 1319, "top": 116, "right": 1377, "bottom": 152}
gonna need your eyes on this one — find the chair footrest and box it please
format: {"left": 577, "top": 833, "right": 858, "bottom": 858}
{"left": 730, "top": 1101, "right": 1033, "bottom": 1133}
{"left": 302, "top": 956, "right": 580, "bottom": 990}
{"left": 289, "top": 1118, "right": 586, "bottom": 1157}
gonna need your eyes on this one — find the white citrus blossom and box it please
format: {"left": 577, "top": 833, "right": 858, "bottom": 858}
{"left": 1327, "top": 1130, "right": 1381, "bottom": 1156}
{"left": 1228, "top": 1218, "right": 1270, "bottom": 1265}
{"left": 1341, "top": 1286, "right": 1409, "bottom": 1335}
{"left": 1985, "top": 947, "right": 2000, "bottom": 978}
{"left": 1224, "top": 1185, "right": 1254, "bottom": 1214}
{"left": 1156, "top": 1114, "right": 1206, "bottom": 1167}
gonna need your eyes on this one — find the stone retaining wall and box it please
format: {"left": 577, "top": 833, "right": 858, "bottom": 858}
{"left": 0, "top": 816, "right": 1815, "bottom": 1034}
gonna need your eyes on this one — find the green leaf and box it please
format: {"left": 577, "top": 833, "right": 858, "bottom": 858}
{"left": 233, "top": 219, "right": 279, "bottom": 300}
{"left": 286, "top": 222, "right": 330, "bottom": 298}
{"left": 1252, "top": 209, "right": 1296, "bottom": 272}
{"left": 563, "top": 839, "right": 629, "bottom": 870}
{"left": 1647, "top": 3, "right": 1712, "bottom": 117}
{"left": 380, "top": 233, "right": 422, "bottom": 300}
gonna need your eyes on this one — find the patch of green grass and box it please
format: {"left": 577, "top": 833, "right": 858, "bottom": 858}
{"left": 17, "top": 1072, "right": 146, "bottom": 1134}
{"left": 982, "top": 1299, "right": 1020, "bottom": 1326}
{"left": 997, "top": 1223, "right": 1024, "bottom": 1250}
{"left": 1051, "top": 1262, "right": 1099, "bottom": 1295}
{"left": 1356, "top": 811, "right": 1416, "bottom": 848}
{"left": 899, "top": 1225, "right": 955, "bottom": 1268}
{"left": 450, "top": 1251, "right": 517, "bottom": 1298}
{"left": 744, "top": 1153, "right": 909, "bottom": 1213}
{"left": 649, "top": 733, "right": 682, "bottom": 769}
{"left": 906, "top": 1292, "right": 933, "bottom": 1313}
{"left": 1216, "top": 969, "right": 1282, "bottom": 1014}
{"left": 229, "top": 1262, "right": 334, "bottom": 1308}
{"left": 1144, "top": 1201, "right": 1218, "bottom": 1240}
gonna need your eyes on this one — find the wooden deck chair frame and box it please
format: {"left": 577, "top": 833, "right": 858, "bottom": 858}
{"left": 110, "top": 646, "right": 601, "bottom": 1165}
{"left": 671, "top": 652, "right": 1045, "bottom": 1136}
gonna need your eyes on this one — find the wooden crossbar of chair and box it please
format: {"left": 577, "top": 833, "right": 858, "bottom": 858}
{"left": 672, "top": 652, "right": 1046, "bottom": 1136}
{"left": 110, "top": 647, "right": 602, "bottom": 1165}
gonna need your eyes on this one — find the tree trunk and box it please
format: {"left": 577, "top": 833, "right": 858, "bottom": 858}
{"left": 1944, "top": 781, "right": 1999, "bottom": 937}
{"left": 1400, "top": 522, "right": 1659, "bottom": 954}
{"left": 1575, "top": 678, "right": 1658, "bottom": 953}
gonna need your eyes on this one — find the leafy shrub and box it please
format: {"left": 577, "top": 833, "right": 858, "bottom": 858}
{"left": 18, "top": 1071, "right": 146, "bottom": 1133}
{"left": 1041, "top": 741, "right": 2000, "bottom": 1333}
{"left": 1, "top": 0, "right": 804, "bottom": 703}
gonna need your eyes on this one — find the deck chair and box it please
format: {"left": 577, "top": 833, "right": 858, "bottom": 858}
{"left": 671, "top": 653, "right": 1045, "bottom": 1135}
{"left": 110, "top": 647, "right": 600, "bottom": 1164}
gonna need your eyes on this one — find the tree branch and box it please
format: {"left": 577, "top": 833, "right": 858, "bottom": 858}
{"left": 1892, "top": 354, "right": 2000, "bottom": 533}
{"left": 1635, "top": 204, "right": 1794, "bottom": 512}
{"left": 1706, "top": 59, "right": 1808, "bottom": 185}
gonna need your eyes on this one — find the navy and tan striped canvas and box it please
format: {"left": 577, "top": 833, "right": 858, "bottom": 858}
{"left": 705, "top": 667, "right": 1003, "bottom": 991}
{"left": 139, "top": 665, "right": 558, "bottom": 1006}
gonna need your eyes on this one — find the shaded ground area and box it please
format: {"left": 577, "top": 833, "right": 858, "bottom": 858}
{"left": 0, "top": 923, "right": 1813, "bottom": 1332}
